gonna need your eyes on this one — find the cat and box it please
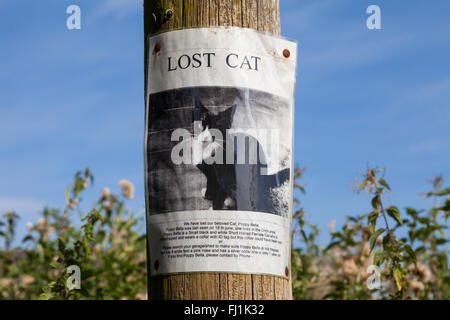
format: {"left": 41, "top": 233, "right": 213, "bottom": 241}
{"left": 193, "top": 99, "right": 290, "bottom": 215}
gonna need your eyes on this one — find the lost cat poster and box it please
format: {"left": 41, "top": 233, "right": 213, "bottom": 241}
{"left": 145, "top": 28, "right": 297, "bottom": 277}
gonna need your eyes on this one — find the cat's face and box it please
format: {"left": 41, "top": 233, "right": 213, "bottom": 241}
{"left": 192, "top": 121, "right": 222, "bottom": 165}
{"left": 191, "top": 105, "right": 234, "bottom": 165}
{"left": 201, "top": 110, "right": 232, "bottom": 133}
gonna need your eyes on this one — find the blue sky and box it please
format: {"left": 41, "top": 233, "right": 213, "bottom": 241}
{"left": 0, "top": 0, "right": 449, "bottom": 245}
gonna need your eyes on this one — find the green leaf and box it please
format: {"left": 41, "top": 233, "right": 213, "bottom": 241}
{"left": 386, "top": 206, "right": 403, "bottom": 225}
{"left": 301, "top": 230, "right": 308, "bottom": 243}
{"left": 434, "top": 187, "right": 450, "bottom": 196}
{"left": 330, "top": 232, "right": 343, "bottom": 240}
{"left": 440, "top": 199, "right": 450, "bottom": 212}
{"left": 58, "top": 237, "right": 66, "bottom": 252}
{"left": 49, "top": 261, "right": 61, "bottom": 269}
{"left": 393, "top": 266, "right": 403, "bottom": 291}
{"left": 294, "top": 183, "right": 305, "bottom": 194}
{"left": 406, "top": 207, "right": 419, "bottom": 218}
{"left": 37, "top": 243, "right": 45, "bottom": 262}
{"left": 65, "top": 185, "right": 71, "bottom": 205}
{"left": 379, "top": 178, "right": 391, "bottom": 190}
{"left": 325, "top": 241, "right": 340, "bottom": 251}
{"left": 369, "top": 228, "right": 385, "bottom": 253}
{"left": 38, "top": 292, "right": 54, "bottom": 300}
{"left": 368, "top": 211, "right": 379, "bottom": 228}
{"left": 403, "top": 245, "right": 417, "bottom": 267}
{"left": 418, "top": 217, "right": 430, "bottom": 224}
{"left": 38, "top": 281, "right": 56, "bottom": 300}
{"left": 357, "top": 179, "right": 368, "bottom": 192}
{"left": 22, "top": 235, "right": 34, "bottom": 243}
{"left": 373, "top": 250, "right": 385, "bottom": 266}
{"left": 371, "top": 196, "right": 380, "bottom": 210}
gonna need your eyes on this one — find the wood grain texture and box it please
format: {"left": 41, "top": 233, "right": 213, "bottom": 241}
{"left": 144, "top": 0, "right": 291, "bottom": 300}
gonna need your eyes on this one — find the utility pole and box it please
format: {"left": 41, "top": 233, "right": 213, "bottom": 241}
{"left": 144, "top": 0, "right": 292, "bottom": 300}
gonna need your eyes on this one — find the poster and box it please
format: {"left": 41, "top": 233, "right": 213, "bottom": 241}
{"left": 145, "top": 27, "right": 297, "bottom": 277}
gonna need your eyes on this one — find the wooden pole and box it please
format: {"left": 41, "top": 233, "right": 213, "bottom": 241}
{"left": 144, "top": 0, "right": 291, "bottom": 300}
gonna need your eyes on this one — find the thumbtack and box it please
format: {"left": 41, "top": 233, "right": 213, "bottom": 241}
{"left": 283, "top": 49, "right": 290, "bottom": 59}
{"left": 154, "top": 43, "right": 161, "bottom": 54}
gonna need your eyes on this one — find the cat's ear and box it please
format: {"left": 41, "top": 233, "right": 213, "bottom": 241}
{"left": 199, "top": 104, "right": 209, "bottom": 115}
{"left": 220, "top": 104, "right": 236, "bottom": 126}
{"left": 194, "top": 97, "right": 209, "bottom": 120}
{"left": 229, "top": 103, "right": 237, "bottom": 118}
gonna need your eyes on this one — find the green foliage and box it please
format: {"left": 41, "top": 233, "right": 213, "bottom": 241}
{"left": 291, "top": 166, "right": 449, "bottom": 300}
{"left": 0, "top": 166, "right": 448, "bottom": 300}
{"left": 0, "top": 169, "right": 147, "bottom": 300}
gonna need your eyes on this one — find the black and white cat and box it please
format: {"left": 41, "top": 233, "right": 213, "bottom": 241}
{"left": 192, "top": 97, "right": 290, "bottom": 216}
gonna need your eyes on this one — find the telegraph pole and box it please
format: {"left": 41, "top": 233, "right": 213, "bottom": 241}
{"left": 144, "top": 0, "right": 292, "bottom": 300}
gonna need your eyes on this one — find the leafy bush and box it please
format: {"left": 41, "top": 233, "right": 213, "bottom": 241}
{"left": 0, "top": 169, "right": 147, "bottom": 300}
{"left": 292, "top": 167, "right": 449, "bottom": 300}
{"left": 0, "top": 167, "right": 448, "bottom": 299}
